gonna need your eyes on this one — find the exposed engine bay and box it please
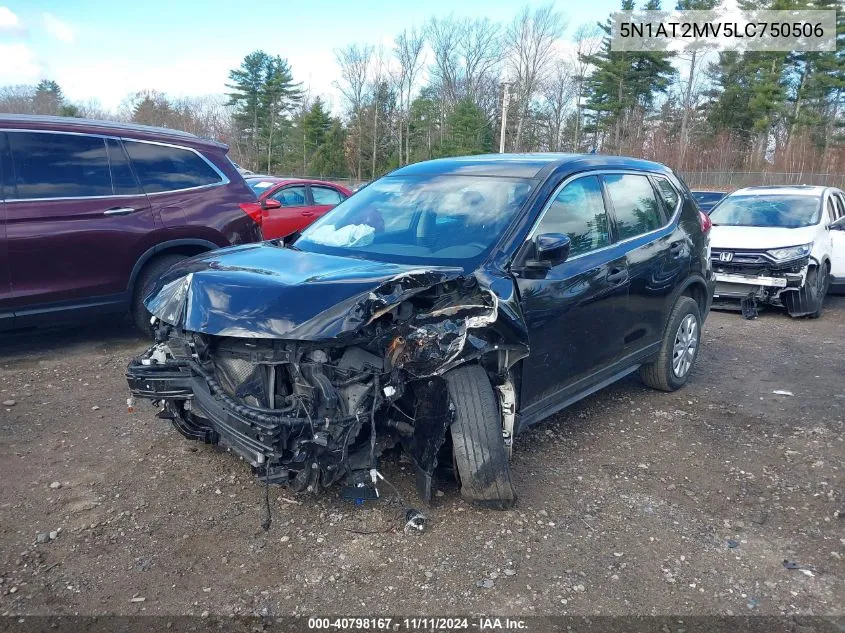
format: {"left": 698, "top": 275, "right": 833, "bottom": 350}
{"left": 126, "top": 268, "right": 528, "bottom": 503}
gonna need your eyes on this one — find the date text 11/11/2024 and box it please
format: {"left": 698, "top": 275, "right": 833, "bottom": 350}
{"left": 307, "top": 617, "right": 528, "bottom": 630}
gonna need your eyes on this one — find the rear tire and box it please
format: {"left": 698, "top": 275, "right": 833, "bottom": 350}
{"left": 445, "top": 364, "right": 517, "bottom": 509}
{"left": 131, "top": 254, "right": 189, "bottom": 335}
{"left": 640, "top": 296, "right": 702, "bottom": 392}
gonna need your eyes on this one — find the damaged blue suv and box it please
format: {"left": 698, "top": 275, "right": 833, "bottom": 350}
{"left": 126, "top": 154, "right": 714, "bottom": 508}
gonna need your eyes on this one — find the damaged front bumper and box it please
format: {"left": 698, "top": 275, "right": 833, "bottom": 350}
{"left": 126, "top": 331, "right": 459, "bottom": 501}
{"left": 712, "top": 253, "right": 810, "bottom": 306}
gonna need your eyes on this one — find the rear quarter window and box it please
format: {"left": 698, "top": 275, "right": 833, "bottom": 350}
{"left": 124, "top": 140, "right": 222, "bottom": 194}
{"left": 653, "top": 176, "right": 680, "bottom": 215}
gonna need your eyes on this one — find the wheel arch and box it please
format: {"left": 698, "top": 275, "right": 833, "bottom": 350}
{"left": 673, "top": 274, "right": 710, "bottom": 323}
{"left": 127, "top": 239, "right": 219, "bottom": 296}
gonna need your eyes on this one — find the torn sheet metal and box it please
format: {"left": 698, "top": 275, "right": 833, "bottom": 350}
{"left": 129, "top": 240, "right": 531, "bottom": 503}
{"left": 145, "top": 242, "right": 468, "bottom": 340}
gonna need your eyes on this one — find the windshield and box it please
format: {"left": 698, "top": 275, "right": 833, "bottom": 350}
{"left": 293, "top": 174, "right": 534, "bottom": 268}
{"left": 246, "top": 179, "right": 277, "bottom": 195}
{"left": 710, "top": 194, "right": 821, "bottom": 228}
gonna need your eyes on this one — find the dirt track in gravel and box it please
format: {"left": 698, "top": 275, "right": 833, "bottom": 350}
{"left": 0, "top": 299, "right": 843, "bottom": 617}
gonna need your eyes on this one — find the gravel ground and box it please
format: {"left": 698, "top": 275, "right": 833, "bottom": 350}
{"left": 0, "top": 299, "right": 843, "bottom": 617}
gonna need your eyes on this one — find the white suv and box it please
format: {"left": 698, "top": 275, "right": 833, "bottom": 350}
{"left": 708, "top": 185, "right": 845, "bottom": 318}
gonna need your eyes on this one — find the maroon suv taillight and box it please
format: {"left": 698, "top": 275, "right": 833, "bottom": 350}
{"left": 698, "top": 210, "right": 712, "bottom": 234}
{"left": 239, "top": 202, "right": 264, "bottom": 227}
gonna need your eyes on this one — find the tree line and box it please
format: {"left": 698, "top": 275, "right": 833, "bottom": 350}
{"left": 1, "top": 0, "right": 843, "bottom": 181}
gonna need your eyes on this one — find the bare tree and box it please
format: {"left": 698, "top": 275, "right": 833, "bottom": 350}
{"left": 675, "top": 49, "right": 711, "bottom": 169}
{"left": 569, "top": 23, "right": 602, "bottom": 151}
{"left": 505, "top": 4, "right": 566, "bottom": 151}
{"left": 369, "top": 46, "right": 388, "bottom": 180}
{"left": 334, "top": 43, "right": 372, "bottom": 181}
{"left": 428, "top": 17, "right": 503, "bottom": 121}
{"left": 460, "top": 18, "right": 503, "bottom": 105}
{"left": 542, "top": 60, "right": 575, "bottom": 151}
{"left": 427, "top": 16, "right": 462, "bottom": 107}
{"left": 0, "top": 85, "right": 36, "bottom": 114}
{"left": 394, "top": 27, "right": 425, "bottom": 165}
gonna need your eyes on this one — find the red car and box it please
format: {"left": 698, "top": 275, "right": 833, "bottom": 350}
{"left": 243, "top": 177, "right": 352, "bottom": 239}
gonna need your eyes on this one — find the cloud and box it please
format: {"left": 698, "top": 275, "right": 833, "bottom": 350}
{"left": 0, "top": 6, "right": 24, "bottom": 33}
{"left": 42, "top": 12, "right": 74, "bottom": 43}
{"left": 0, "top": 43, "right": 41, "bottom": 82}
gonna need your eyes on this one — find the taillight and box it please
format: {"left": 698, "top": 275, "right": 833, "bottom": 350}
{"left": 699, "top": 210, "right": 712, "bottom": 234}
{"left": 239, "top": 202, "right": 264, "bottom": 226}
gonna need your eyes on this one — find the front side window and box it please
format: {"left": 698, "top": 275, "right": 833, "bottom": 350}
{"left": 124, "top": 141, "right": 221, "bottom": 194}
{"left": 603, "top": 174, "right": 663, "bottom": 240}
{"left": 294, "top": 174, "right": 534, "bottom": 268}
{"left": 311, "top": 185, "right": 344, "bottom": 205}
{"left": 536, "top": 176, "right": 610, "bottom": 259}
{"left": 7, "top": 131, "right": 112, "bottom": 199}
{"left": 827, "top": 197, "right": 837, "bottom": 223}
{"left": 272, "top": 186, "right": 307, "bottom": 207}
{"left": 709, "top": 194, "right": 821, "bottom": 228}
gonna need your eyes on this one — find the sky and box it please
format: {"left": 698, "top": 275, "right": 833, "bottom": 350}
{"left": 0, "top": 0, "right": 619, "bottom": 113}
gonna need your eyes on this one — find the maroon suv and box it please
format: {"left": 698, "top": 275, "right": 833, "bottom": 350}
{"left": 0, "top": 115, "right": 262, "bottom": 333}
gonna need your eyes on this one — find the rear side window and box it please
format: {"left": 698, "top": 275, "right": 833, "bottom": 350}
{"left": 311, "top": 185, "right": 344, "bottom": 205}
{"left": 7, "top": 131, "right": 112, "bottom": 199}
{"left": 653, "top": 176, "right": 680, "bottom": 214}
{"left": 603, "top": 174, "right": 664, "bottom": 240}
{"left": 124, "top": 141, "right": 222, "bottom": 194}
{"left": 537, "top": 176, "right": 610, "bottom": 259}
{"left": 106, "top": 139, "right": 142, "bottom": 196}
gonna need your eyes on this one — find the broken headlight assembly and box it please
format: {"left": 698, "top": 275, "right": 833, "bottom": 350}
{"left": 767, "top": 243, "right": 811, "bottom": 262}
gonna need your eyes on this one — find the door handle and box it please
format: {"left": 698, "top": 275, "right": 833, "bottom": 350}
{"left": 103, "top": 207, "right": 136, "bottom": 216}
{"left": 606, "top": 267, "right": 628, "bottom": 284}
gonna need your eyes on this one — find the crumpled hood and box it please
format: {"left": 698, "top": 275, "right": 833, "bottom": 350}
{"left": 145, "top": 242, "right": 467, "bottom": 339}
{"left": 710, "top": 225, "right": 817, "bottom": 250}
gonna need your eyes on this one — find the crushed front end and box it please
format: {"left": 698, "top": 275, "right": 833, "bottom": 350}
{"left": 126, "top": 255, "right": 528, "bottom": 502}
{"left": 128, "top": 330, "right": 418, "bottom": 493}
{"left": 711, "top": 247, "right": 813, "bottom": 314}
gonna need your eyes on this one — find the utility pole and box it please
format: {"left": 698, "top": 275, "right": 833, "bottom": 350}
{"left": 499, "top": 82, "right": 511, "bottom": 154}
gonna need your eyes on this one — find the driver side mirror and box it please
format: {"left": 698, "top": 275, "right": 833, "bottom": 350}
{"left": 535, "top": 233, "right": 572, "bottom": 265}
{"left": 514, "top": 233, "right": 571, "bottom": 278}
{"left": 261, "top": 198, "right": 281, "bottom": 210}
{"left": 831, "top": 216, "right": 845, "bottom": 231}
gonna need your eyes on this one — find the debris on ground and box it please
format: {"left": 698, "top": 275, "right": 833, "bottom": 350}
{"left": 772, "top": 390, "right": 794, "bottom": 396}
{"left": 741, "top": 294, "right": 758, "bottom": 320}
{"left": 404, "top": 509, "right": 427, "bottom": 534}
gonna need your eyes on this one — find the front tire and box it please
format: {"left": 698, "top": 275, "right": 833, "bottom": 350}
{"left": 784, "top": 264, "right": 828, "bottom": 319}
{"left": 640, "top": 296, "right": 702, "bottom": 392}
{"left": 445, "top": 364, "right": 517, "bottom": 509}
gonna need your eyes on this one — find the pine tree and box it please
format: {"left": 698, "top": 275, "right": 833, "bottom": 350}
{"left": 441, "top": 98, "right": 493, "bottom": 156}
{"left": 33, "top": 80, "right": 64, "bottom": 116}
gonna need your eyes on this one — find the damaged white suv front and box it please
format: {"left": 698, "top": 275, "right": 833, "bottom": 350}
{"left": 709, "top": 186, "right": 845, "bottom": 318}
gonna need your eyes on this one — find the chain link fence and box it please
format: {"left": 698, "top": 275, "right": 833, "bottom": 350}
{"left": 679, "top": 171, "right": 845, "bottom": 191}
